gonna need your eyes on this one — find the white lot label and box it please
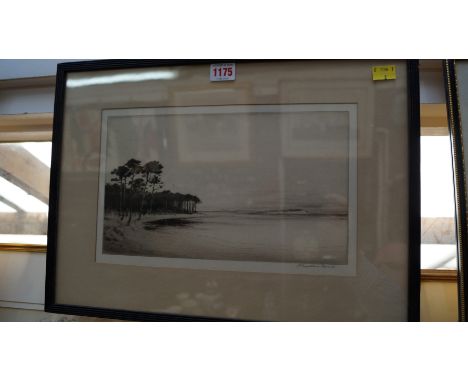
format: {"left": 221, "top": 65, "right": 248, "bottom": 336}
{"left": 210, "top": 63, "right": 236, "bottom": 81}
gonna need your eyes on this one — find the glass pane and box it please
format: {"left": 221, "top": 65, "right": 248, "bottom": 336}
{"left": 0, "top": 142, "right": 51, "bottom": 245}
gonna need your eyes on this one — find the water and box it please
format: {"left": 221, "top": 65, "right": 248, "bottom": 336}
{"left": 103, "top": 211, "right": 349, "bottom": 265}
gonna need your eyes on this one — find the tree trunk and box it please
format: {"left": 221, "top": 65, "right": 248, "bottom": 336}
{"left": 138, "top": 194, "right": 143, "bottom": 220}
{"left": 121, "top": 178, "right": 127, "bottom": 220}
{"left": 127, "top": 197, "right": 133, "bottom": 225}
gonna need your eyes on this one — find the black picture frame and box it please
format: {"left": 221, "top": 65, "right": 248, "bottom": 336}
{"left": 45, "top": 59, "right": 421, "bottom": 321}
{"left": 443, "top": 59, "right": 466, "bottom": 322}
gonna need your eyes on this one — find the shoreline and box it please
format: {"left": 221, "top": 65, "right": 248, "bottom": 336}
{"left": 101, "top": 211, "right": 349, "bottom": 265}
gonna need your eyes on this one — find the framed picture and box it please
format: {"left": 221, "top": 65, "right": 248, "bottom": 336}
{"left": 45, "top": 60, "right": 420, "bottom": 321}
{"left": 444, "top": 60, "right": 468, "bottom": 321}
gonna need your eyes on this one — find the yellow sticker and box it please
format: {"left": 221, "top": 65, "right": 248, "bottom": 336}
{"left": 372, "top": 65, "right": 396, "bottom": 81}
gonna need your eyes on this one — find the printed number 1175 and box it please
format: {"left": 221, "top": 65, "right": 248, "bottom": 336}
{"left": 210, "top": 63, "right": 236, "bottom": 81}
{"left": 213, "top": 67, "right": 233, "bottom": 77}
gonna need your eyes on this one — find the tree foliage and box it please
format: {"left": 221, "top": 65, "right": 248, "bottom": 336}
{"left": 105, "top": 159, "right": 201, "bottom": 225}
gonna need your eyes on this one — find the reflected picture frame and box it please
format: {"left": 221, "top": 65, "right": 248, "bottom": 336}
{"left": 443, "top": 59, "right": 467, "bottom": 321}
{"left": 45, "top": 60, "right": 421, "bottom": 321}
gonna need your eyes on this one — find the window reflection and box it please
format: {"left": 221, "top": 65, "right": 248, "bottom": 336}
{"left": 0, "top": 142, "right": 50, "bottom": 245}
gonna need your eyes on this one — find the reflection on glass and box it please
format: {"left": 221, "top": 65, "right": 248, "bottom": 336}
{"left": 66, "top": 70, "right": 178, "bottom": 88}
{"left": 0, "top": 142, "right": 50, "bottom": 245}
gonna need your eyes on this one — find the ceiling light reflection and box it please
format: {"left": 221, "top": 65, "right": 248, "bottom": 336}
{"left": 67, "top": 70, "right": 178, "bottom": 88}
